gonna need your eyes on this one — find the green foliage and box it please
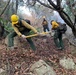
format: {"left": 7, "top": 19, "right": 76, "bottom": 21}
{"left": 4, "top": 22, "right": 14, "bottom": 33}
{"left": 0, "top": 17, "right": 41, "bottom": 35}
{"left": 62, "top": 0, "right": 76, "bottom": 21}
{"left": 0, "top": 18, "right": 14, "bottom": 33}
{"left": 0, "top": 17, "right": 5, "bottom": 24}
{"left": 29, "top": 28, "right": 41, "bottom": 35}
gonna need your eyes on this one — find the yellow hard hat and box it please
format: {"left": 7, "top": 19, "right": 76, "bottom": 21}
{"left": 43, "top": 16, "right": 45, "bottom": 18}
{"left": 11, "top": 14, "right": 19, "bottom": 24}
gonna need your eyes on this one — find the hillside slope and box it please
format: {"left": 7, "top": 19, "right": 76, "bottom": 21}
{"left": 0, "top": 36, "right": 76, "bottom": 75}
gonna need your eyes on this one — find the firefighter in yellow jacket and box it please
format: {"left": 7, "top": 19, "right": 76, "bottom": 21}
{"left": 42, "top": 16, "right": 50, "bottom": 32}
{"left": 51, "top": 20, "right": 64, "bottom": 50}
{"left": 7, "top": 14, "right": 39, "bottom": 51}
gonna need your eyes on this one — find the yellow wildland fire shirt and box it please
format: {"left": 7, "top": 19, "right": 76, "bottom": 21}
{"left": 12, "top": 20, "right": 38, "bottom": 37}
{"left": 42, "top": 20, "right": 48, "bottom": 26}
{"left": 51, "top": 21, "right": 59, "bottom": 29}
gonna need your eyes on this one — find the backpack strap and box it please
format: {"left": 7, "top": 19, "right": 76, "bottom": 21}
{"left": 18, "top": 19, "right": 31, "bottom": 32}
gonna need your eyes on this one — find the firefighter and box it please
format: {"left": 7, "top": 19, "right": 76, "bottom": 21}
{"left": 42, "top": 16, "right": 50, "bottom": 32}
{"left": 7, "top": 14, "right": 39, "bottom": 51}
{"left": 51, "top": 20, "right": 64, "bottom": 50}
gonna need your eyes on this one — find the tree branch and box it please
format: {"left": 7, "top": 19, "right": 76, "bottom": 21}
{"left": 36, "top": 0, "right": 55, "bottom": 10}
{"left": 16, "top": 0, "right": 18, "bottom": 14}
{"left": 74, "top": 15, "right": 76, "bottom": 25}
{"left": 48, "top": 0, "right": 58, "bottom": 10}
{"left": 62, "top": 11, "right": 73, "bottom": 24}
{"left": 59, "top": 11, "right": 73, "bottom": 28}
{"left": 57, "top": 0, "right": 61, "bottom": 9}
{"left": 0, "top": 0, "right": 10, "bottom": 17}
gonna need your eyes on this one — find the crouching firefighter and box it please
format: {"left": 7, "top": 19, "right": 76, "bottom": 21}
{"left": 7, "top": 14, "right": 39, "bottom": 51}
{"left": 51, "top": 20, "right": 64, "bottom": 50}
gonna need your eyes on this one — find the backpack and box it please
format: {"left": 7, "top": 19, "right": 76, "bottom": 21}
{"left": 42, "top": 19, "right": 48, "bottom": 25}
{"left": 18, "top": 19, "right": 31, "bottom": 32}
{"left": 57, "top": 22, "right": 67, "bottom": 34}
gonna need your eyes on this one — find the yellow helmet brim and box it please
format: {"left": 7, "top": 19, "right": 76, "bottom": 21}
{"left": 43, "top": 16, "right": 45, "bottom": 18}
{"left": 12, "top": 21, "right": 18, "bottom": 25}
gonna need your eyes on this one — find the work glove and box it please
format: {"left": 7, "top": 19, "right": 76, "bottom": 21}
{"left": 21, "top": 35, "right": 26, "bottom": 38}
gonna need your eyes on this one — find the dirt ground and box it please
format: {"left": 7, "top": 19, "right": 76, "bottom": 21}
{"left": 0, "top": 36, "right": 76, "bottom": 75}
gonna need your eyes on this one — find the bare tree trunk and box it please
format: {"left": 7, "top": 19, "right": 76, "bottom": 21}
{"left": 72, "top": 27, "right": 76, "bottom": 37}
{"left": 11, "top": 0, "right": 14, "bottom": 14}
{"left": 0, "top": 22, "right": 4, "bottom": 38}
{"left": 0, "top": 0, "right": 10, "bottom": 17}
{"left": 48, "top": 0, "right": 76, "bottom": 37}
{"left": 16, "top": 0, "right": 18, "bottom": 14}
